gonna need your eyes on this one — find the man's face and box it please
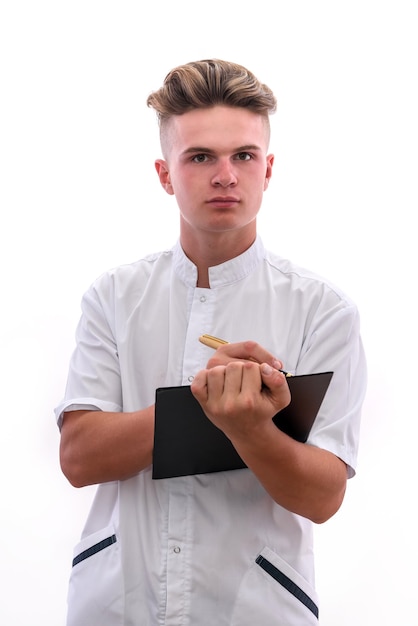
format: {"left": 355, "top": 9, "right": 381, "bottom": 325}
{"left": 155, "top": 106, "right": 274, "bottom": 240}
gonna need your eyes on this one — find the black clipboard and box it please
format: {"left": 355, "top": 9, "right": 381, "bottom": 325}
{"left": 152, "top": 371, "right": 333, "bottom": 479}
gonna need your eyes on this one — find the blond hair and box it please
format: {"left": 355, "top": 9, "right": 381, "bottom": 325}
{"left": 146, "top": 59, "right": 277, "bottom": 124}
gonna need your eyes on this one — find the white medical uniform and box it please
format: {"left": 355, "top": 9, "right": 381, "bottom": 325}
{"left": 55, "top": 236, "right": 366, "bottom": 625}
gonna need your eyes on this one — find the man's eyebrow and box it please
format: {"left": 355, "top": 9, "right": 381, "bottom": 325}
{"left": 181, "top": 144, "right": 262, "bottom": 155}
{"left": 234, "top": 144, "right": 263, "bottom": 152}
{"left": 181, "top": 146, "right": 215, "bottom": 155}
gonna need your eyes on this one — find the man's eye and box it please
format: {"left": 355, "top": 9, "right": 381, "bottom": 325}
{"left": 192, "top": 154, "right": 208, "bottom": 163}
{"left": 236, "top": 152, "right": 251, "bottom": 161}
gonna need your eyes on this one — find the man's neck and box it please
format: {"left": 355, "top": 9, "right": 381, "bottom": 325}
{"left": 180, "top": 228, "right": 257, "bottom": 288}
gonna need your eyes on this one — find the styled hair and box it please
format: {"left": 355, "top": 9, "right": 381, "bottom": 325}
{"left": 146, "top": 59, "right": 277, "bottom": 124}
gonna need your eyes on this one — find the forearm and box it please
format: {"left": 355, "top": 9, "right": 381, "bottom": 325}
{"left": 231, "top": 420, "right": 347, "bottom": 523}
{"left": 60, "top": 406, "right": 155, "bottom": 487}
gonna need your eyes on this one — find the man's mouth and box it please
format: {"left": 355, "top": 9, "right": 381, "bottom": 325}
{"left": 207, "top": 196, "right": 240, "bottom": 207}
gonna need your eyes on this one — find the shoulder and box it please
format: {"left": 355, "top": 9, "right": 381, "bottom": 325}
{"left": 93, "top": 248, "right": 174, "bottom": 290}
{"left": 79, "top": 248, "right": 175, "bottom": 314}
{"left": 262, "top": 248, "right": 357, "bottom": 310}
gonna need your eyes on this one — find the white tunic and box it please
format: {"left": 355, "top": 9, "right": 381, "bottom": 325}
{"left": 55, "top": 236, "right": 366, "bottom": 625}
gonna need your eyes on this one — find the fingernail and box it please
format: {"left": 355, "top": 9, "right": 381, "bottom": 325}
{"left": 272, "top": 359, "right": 283, "bottom": 371}
{"left": 261, "top": 363, "right": 273, "bottom": 375}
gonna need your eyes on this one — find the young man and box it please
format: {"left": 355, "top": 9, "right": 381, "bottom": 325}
{"left": 56, "top": 59, "right": 366, "bottom": 625}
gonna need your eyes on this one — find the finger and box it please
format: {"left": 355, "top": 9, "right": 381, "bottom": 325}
{"left": 240, "top": 360, "right": 263, "bottom": 390}
{"left": 242, "top": 341, "right": 283, "bottom": 368}
{"left": 218, "top": 341, "right": 282, "bottom": 369}
{"left": 206, "top": 365, "right": 227, "bottom": 398}
{"left": 190, "top": 370, "right": 208, "bottom": 402}
{"left": 223, "top": 361, "right": 246, "bottom": 394}
{"left": 241, "top": 340, "right": 275, "bottom": 365}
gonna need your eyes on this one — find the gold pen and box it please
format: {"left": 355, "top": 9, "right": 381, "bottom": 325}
{"left": 199, "top": 334, "right": 293, "bottom": 377}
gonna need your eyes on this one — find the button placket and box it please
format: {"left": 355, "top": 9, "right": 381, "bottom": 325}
{"left": 165, "top": 478, "right": 192, "bottom": 624}
{"left": 182, "top": 289, "right": 215, "bottom": 384}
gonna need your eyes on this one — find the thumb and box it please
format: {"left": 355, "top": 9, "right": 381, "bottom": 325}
{"left": 260, "top": 363, "right": 283, "bottom": 380}
{"left": 260, "top": 363, "right": 290, "bottom": 403}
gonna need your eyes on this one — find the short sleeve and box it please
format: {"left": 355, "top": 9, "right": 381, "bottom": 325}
{"left": 296, "top": 297, "right": 367, "bottom": 478}
{"left": 54, "top": 277, "right": 123, "bottom": 427}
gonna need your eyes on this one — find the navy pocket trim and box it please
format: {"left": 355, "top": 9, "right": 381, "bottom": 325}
{"left": 255, "top": 555, "right": 319, "bottom": 619}
{"left": 72, "top": 534, "right": 117, "bottom": 567}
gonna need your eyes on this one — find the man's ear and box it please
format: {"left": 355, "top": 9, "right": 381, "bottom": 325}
{"left": 155, "top": 159, "right": 174, "bottom": 195}
{"left": 264, "top": 153, "right": 274, "bottom": 191}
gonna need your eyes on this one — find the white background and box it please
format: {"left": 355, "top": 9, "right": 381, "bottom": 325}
{"left": 1, "top": 1, "right": 417, "bottom": 624}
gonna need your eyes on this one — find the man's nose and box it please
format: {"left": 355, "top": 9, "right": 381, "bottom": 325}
{"left": 211, "top": 160, "right": 237, "bottom": 187}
